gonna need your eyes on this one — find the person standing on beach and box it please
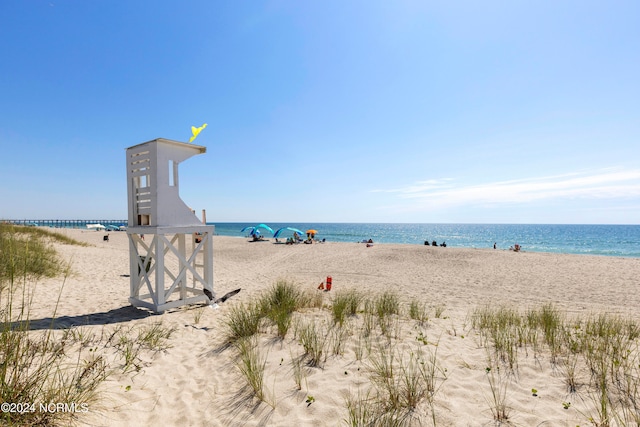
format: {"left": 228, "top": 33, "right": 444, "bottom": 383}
{"left": 494, "top": 242, "right": 497, "bottom": 249}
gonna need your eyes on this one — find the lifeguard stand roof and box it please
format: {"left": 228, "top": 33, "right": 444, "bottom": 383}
{"left": 128, "top": 138, "right": 206, "bottom": 154}
{"left": 126, "top": 138, "right": 207, "bottom": 229}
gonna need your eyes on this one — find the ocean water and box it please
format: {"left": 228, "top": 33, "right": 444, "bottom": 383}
{"left": 210, "top": 223, "right": 640, "bottom": 258}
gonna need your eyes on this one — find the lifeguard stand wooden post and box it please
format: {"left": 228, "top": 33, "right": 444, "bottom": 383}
{"left": 125, "top": 138, "right": 215, "bottom": 313}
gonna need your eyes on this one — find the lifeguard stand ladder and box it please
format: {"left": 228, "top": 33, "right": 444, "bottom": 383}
{"left": 125, "top": 138, "right": 214, "bottom": 313}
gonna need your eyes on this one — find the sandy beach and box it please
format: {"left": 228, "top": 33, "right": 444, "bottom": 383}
{"left": 20, "top": 229, "right": 640, "bottom": 426}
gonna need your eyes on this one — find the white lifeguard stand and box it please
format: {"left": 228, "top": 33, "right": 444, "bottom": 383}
{"left": 125, "top": 138, "right": 215, "bottom": 313}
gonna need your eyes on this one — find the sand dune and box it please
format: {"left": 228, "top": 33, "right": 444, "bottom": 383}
{"left": 24, "top": 229, "right": 640, "bottom": 426}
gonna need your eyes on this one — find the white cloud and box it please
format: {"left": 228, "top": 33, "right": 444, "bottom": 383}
{"left": 374, "top": 168, "right": 640, "bottom": 209}
{"left": 371, "top": 178, "right": 455, "bottom": 194}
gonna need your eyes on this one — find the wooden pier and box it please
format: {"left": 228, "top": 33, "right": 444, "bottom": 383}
{"left": 3, "top": 219, "right": 127, "bottom": 228}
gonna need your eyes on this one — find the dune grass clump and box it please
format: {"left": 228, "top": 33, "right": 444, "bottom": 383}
{"left": 331, "top": 291, "right": 351, "bottom": 327}
{"left": 290, "top": 350, "right": 307, "bottom": 391}
{"left": 409, "top": 300, "right": 429, "bottom": 325}
{"left": 0, "top": 224, "right": 107, "bottom": 426}
{"left": 298, "top": 287, "right": 325, "bottom": 309}
{"left": 224, "top": 302, "right": 264, "bottom": 344}
{"left": 1, "top": 224, "right": 89, "bottom": 246}
{"left": 297, "top": 318, "right": 327, "bottom": 367}
{"left": 0, "top": 224, "right": 67, "bottom": 289}
{"left": 137, "top": 321, "right": 175, "bottom": 350}
{"left": 344, "top": 290, "right": 364, "bottom": 316}
{"left": 220, "top": 281, "right": 448, "bottom": 421}
{"left": 331, "top": 290, "right": 364, "bottom": 327}
{"left": 224, "top": 280, "right": 306, "bottom": 344}
{"left": 344, "top": 390, "right": 377, "bottom": 427}
{"left": 261, "top": 280, "right": 302, "bottom": 339}
{"left": 0, "top": 324, "right": 108, "bottom": 426}
{"left": 471, "top": 305, "right": 524, "bottom": 369}
{"left": 528, "top": 303, "right": 565, "bottom": 360}
{"left": 471, "top": 304, "right": 640, "bottom": 425}
{"left": 107, "top": 322, "right": 176, "bottom": 373}
{"left": 485, "top": 365, "right": 511, "bottom": 423}
{"left": 375, "top": 291, "right": 400, "bottom": 319}
{"left": 116, "top": 332, "right": 142, "bottom": 373}
{"left": 347, "top": 344, "right": 446, "bottom": 426}
{"left": 373, "top": 348, "right": 441, "bottom": 411}
{"left": 331, "top": 296, "right": 349, "bottom": 327}
{"left": 575, "top": 313, "right": 640, "bottom": 426}
{"left": 372, "top": 291, "right": 402, "bottom": 340}
{"left": 234, "top": 336, "right": 271, "bottom": 405}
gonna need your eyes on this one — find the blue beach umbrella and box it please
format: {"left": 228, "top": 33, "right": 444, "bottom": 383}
{"left": 240, "top": 226, "right": 257, "bottom": 236}
{"left": 255, "top": 223, "right": 274, "bottom": 234}
{"left": 241, "top": 224, "right": 274, "bottom": 236}
{"left": 273, "top": 227, "right": 305, "bottom": 239}
{"left": 240, "top": 226, "right": 255, "bottom": 233}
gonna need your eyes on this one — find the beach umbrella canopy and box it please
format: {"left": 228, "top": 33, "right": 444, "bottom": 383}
{"left": 306, "top": 229, "right": 318, "bottom": 235}
{"left": 240, "top": 226, "right": 256, "bottom": 235}
{"left": 241, "top": 224, "right": 274, "bottom": 236}
{"left": 256, "top": 223, "right": 274, "bottom": 234}
{"left": 273, "top": 227, "right": 305, "bottom": 239}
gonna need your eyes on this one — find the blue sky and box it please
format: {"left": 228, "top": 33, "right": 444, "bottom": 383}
{"left": 1, "top": 1, "right": 638, "bottom": 224}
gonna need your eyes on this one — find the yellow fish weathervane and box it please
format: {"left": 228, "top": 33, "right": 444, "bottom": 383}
{"left": 189, "top": 123, "right": 207, "bottom": 143}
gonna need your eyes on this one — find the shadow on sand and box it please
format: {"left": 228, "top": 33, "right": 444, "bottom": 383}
{"left": 8, "top": 288, "right": 242, "bottom": 331}
{"left": 7, "top": 305, "right": 154, "bottom": 331}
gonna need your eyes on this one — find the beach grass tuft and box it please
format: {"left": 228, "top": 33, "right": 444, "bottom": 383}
{"left": 359, "top": 343, "right": 446, "bottom": 424}
{"left": 0, "top": 224, "right": 106, "bottom": 426}
{"left": 375, "top": 291, "right": 400, "bottom": 319}
{"left": 117, "top": 332, "right": 141, "bottom": 372}
{"left": 471, "top": 304, "right": 640, "bottom": 424}
{"left": 224, "top": 302, "right": 264, "bottom": 344}
{"left": 331, "top": 293, "right": 349, "bottom": 327}
{"left": 137, "top": 321, "right": 175, "bottom": 350}
{"left": 214, "top": 277, "right": 640, "bottom": 426}
{"left": 234, "top": 336, "right": 271, "bottom": 405}
{"left": 261, "top": 280, "right": 301, "bottom": 339}
{"left": 297, "top": 318, "right": 327, "bottom": 367}
{"left": 290, "top": 350, "right": 307, "bottom": 391}
{"left": 0, "top": 224, "right": 71, "bottom": 290}
{"left": 331, "top": 290, "right": 364, "bottom": 327}
{"left": 409, "top": 300, "right": 429, "bottom": 325}
{"left": 485, "top": 365, "right": 511, "bottom": 423}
